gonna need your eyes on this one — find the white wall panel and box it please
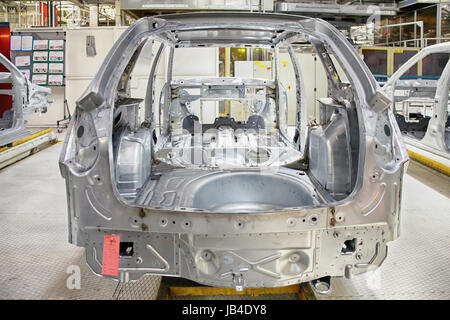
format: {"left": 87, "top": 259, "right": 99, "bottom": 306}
{"left": 173, "top": 48, "right": 217, "bottom": 78}
{"left": 295, "top": 53, "right": 328, "bottom": 121}
{"left": 27, "top": 27, "right": 127, "bottom": 127}
{"left": 66, "top": 27, "right": 123, "bottom": 78}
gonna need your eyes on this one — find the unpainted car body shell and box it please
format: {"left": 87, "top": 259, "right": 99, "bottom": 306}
{"left": 384, "top": 42, "right": 450, "bottom": 160}
{"left": 59, "top": 12, "right": 408, "bottom": 288}
{"left": 0, "top": 53, "right": 51, "bottom": 146}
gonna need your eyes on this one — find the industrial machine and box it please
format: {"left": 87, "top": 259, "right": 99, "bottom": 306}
{"left": 59, "top": 12, "right": 408, "bottom": 292}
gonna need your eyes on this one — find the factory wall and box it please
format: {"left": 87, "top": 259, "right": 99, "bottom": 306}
{"left": 25, "top": 26, "right": 335, "bottom": 131}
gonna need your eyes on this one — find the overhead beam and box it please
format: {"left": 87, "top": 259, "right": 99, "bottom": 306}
{"left": 275, "top": 2, "right": 398, "bottom": 16}
{"left": 398, "top": 0, "right": 441, "bottom": 10}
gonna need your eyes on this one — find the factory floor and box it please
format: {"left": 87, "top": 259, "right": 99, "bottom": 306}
{"left": 0, "top": 138, "right": 449, "bottom": 300}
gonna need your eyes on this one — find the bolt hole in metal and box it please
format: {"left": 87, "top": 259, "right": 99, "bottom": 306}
{"left": 309, "top": 214, "right": 318, "bottom": 225}
{"left": 311, "top": 276, "right": 332, "bottom": 294}
{"left": 384, "top": 124, "right": 391, "bottom": 137}
{"left": 196, "top": 250, "right": 220, "bottom": 275}
{"left": 92, "top": 175, "right": 102, "bottom": 184}
{"left": 77, "top": 125, "right": 84, "bottom": 138}
{"left": 119, "top": 242, "right": 134, "bottom": 257}
{"left": 341, "top": 238, "right": 357, "bottom": 255}
{"left": 182, "top": 220, "right": 191, "bottom": 229}
{"left": 191, "top": 172, "right": 318, "bottom": 213}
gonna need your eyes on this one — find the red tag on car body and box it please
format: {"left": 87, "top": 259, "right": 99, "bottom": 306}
{"left": 101, "top": 234, "right": 120, "bottom": 276}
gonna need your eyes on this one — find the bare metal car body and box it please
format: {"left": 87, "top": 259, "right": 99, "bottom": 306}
{"left": 384, "top": 43, "right": 450, "bottom": 160}
{"left": 0, "top": 53, "right": 51, "bottom": 147}
{"left": 59, "top": 12, "right": 408, "bottom": 289}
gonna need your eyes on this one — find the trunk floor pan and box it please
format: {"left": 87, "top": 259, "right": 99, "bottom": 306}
{"left": 128, "top": 167, "right": 324, "bottom": 212}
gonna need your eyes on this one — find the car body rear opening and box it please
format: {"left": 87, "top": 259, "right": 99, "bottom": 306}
{"left": 60, "top": 12, "right": 407, "bottom": 289}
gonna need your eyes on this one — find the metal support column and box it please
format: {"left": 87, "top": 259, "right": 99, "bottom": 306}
{"left": 437, "top": 2, "right": 442, "bottom": 44}
{"left": 115, "top": 0, "right": 122, "bottom": 26}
